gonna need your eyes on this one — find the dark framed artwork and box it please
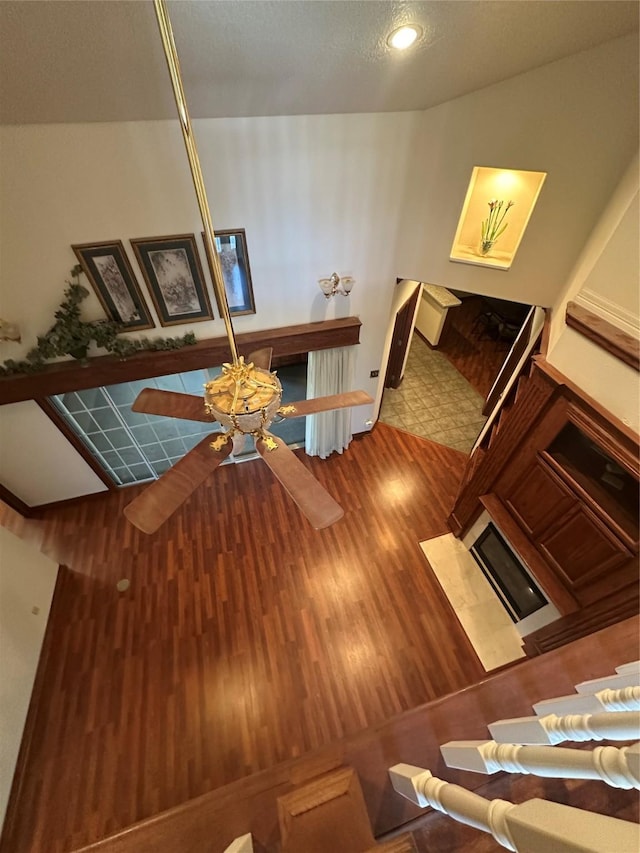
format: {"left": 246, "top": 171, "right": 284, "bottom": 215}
{"left": 202, "top": 229, "right": 256, "bottom": 316}
{"left": 72, "top": 240, "right": 154, "bottom": 330}
{"left": 130, "top": 234, "right": 213, "bottom": 327}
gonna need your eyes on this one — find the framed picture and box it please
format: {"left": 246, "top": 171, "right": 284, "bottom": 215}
{"left": 130, "top": 234, "right": 213, "bottom": 327}
{"left": 202, "top": 228, "right": 256, "bottom": 316}
{"left": 72, "top": 240, "right": 154, "bottom": 330}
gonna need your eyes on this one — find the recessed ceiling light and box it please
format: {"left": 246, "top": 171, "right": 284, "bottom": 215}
{"left": 387, "top": 25, "right": 422, "bottom": 50}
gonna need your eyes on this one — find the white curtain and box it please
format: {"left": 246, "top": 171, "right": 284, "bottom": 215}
{"left": 305, "top": 346, "right": 355, "bottom": 459}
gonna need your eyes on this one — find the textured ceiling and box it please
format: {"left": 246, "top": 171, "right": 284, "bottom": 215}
{"left": 0, "top": 0, "right": 638, "bottom": 125}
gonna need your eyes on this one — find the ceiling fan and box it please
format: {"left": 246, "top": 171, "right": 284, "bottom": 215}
{"left": 123, "top": 1, "right": 373, "bottom": 535}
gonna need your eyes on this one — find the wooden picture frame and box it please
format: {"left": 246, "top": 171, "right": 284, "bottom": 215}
{"left": 72, "top": 240, "right": 154, "bottom": 330}
{"left": 130, "top": 234, "right": 213, "bottom": 327}
{"left": 203, "top": 228, "right": 256, "bottom": 317}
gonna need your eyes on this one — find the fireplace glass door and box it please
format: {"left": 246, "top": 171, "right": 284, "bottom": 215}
{"left": 471, "top": 523, "right": 547, "bottom": 622}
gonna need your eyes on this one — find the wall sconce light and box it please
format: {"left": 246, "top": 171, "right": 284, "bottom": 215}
{"left": 0, "top": 319, "right": 21, "bottom": 342}
{"left": 318, "top": 272, "right": 355, "bottom": 299}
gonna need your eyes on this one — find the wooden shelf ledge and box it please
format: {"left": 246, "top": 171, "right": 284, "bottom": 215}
{"left": 566, "top": 302, "right": 639, "bottom": 371}
{"left": 0, "top": 317, "right": 363, "bottom": 405}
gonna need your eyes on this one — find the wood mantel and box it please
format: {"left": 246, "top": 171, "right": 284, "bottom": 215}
{"left": 0, "top": 317, "right": 362, "bottom": 405}
{"left": 566, "top": 301, "right": 639, "bottom": 371}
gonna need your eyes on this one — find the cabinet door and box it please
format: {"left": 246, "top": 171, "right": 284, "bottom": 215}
{"left": 537, "top": 503, "right": 633, "bottom": 590}
{"left": 504, "top": 460, "right": 575, "bottom": 538}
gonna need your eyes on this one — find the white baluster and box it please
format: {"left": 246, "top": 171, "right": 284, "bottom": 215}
{"left": 575, "top": 672, "right": 640, "bottom": 693}
{"left": 616, "top": 661, "right": 640, "bottom": 675}
{"left": 389, "top": 763, "right": 518, "bottom": 850}
{"left": 223, "top": 834, "right": 253, "bottom": 853}
{"left": 388, "top": 764, "right": 640, "bottom": 852}
{"left": 489, "top": 710, "right": 640, "bottom": 744}
{"left": 534, "top": 686, "right": 640, "bottom": 716}
{"left": 440, "top": 741, "right": 640, "bottom": 789}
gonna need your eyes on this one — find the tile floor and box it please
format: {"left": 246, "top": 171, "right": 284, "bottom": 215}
{"left": 379, "top": 334, "right": 487, "bottom": 454}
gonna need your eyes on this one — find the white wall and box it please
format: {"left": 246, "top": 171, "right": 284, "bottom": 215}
{"left": 548, "top": 153, "right": 639, "bottom": 351}
{"left": 574, "top": 189, "right": 639, "bottom": 335}
{"left": 546, "top": 152, "right": 640, "bottom": 433}
{"left": 0, "top": 528, "right": 58, "bottom": 829}
{"left": 0, "top": 111, "right": 418, "bottom": 390}
{"left": 0, "top": 402, "right": 107, "bottom": 505}
{"left": 547, "top": 329, "right": 639, "bottom": 433}
{"left": 0, "top": 111, "right": 420, "bottom": 499}
{"left": 0, "top": 34, "right": 637, "bottom": 501}
{"left": 395, "top": 34, "right": 639, "bottom": 308}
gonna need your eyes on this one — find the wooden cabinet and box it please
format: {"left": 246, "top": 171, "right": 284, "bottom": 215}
{"left": 451, "top": 359, "right": 639, "bottom": 649}
{"left": 495, "top": 397, "right": 639, "bottom": 610}
{"left": 538, "top": 503, "right": 632, "bottom": 590}
{"left": 506, "top": 461, "right": 575, "bottom": 538}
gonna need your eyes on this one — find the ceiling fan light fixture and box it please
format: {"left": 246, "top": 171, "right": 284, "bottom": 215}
{"left": 204, "top": 358, "right": 282, "bottom": 433}
{"left": 387, "top": 25, "right": 422, "bottom": 50}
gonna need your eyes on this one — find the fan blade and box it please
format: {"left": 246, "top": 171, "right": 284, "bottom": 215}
{"left": 247, "top": 347, "right": 273, "bottom": 371}
{"left": 131, "top": 388, "right": 214, "bottom": 423}
{"left": 124, "top": 433, "right": 232, "bottom": 534}
{"left": 278, "top": 390, "right": 373, "bottom": 418}
{"left": 256, "top": 432, "right": 343, "bottom": 529}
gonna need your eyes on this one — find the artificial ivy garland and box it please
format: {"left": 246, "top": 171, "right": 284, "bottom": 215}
{"left": 0, "top": 266, "right": 197, "bottom": 376}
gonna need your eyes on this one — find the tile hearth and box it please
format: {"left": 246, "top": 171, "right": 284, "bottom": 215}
{"left": 420, "top": 533, "right": 526, "bottom": 671}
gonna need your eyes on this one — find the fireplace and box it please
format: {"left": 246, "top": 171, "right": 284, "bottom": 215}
{"left": 470, "top": 523, "right": 546, "bottom": 622}
{"left": 464, "top": 512, "right": 560, "bottom": 636}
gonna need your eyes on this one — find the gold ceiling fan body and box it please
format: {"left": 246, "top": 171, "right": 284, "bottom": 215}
{"left": 124, "top": 347, "right": 372, "bottom": 535}
{"left": 123, "top": 2, "right": 373, "bottom": 536}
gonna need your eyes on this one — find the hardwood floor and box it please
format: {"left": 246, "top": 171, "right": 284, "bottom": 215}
{"left": 437, "top": 296, "right": 518, "bottom": 399}
{"left": 1, "top": 424, "right": 485, "bottom": 853}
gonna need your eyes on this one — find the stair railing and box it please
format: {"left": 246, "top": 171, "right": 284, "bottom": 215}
{"left": 389, "top": 660, "right": 640, "bottom": 852}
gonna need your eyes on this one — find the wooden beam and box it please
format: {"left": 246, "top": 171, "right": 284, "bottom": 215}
{"left": 0, "top": 317, "right": 363, "bottom": 405}
{"left": 566, "top": 302, "right": 639, "bottom": 371}
{"left": 0, "top": 481, "right": 32, "bottom": 516}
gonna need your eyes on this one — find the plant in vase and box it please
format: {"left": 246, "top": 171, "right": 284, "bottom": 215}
{"left": 480, "top": 198, "right": 514, "bottom": 255}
